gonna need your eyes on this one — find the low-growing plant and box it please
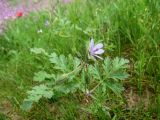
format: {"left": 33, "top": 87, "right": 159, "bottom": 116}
{"left": 21, "top": 38, "right": 129, "bottom": 118}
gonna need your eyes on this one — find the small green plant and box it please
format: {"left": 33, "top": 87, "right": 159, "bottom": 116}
{"left": 21, "top": 38, "right": 129, "bottom": 117}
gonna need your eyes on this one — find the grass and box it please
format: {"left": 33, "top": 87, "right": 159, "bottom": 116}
{"left": 8, "top": 0, "right": 39, "bottom": 6}
{"left": 0, "top": 0, "right": 160, "bottom": 119}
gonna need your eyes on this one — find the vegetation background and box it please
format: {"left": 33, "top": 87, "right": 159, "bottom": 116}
{"left": 0, "top": 0, "right": 160, "bottom": 119}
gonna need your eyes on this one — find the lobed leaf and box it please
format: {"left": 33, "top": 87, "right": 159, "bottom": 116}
{"left": 30, "top": 48, "right": 48, "bottom": 56}
{"left": 88, "top": 64, "right": 101, "bottom": 80}
{"left": 33, "top": 71, "right": 55, "bottom": 82}
{"left": 103, "top": 57, "right": 129, "bottom": 81}
{"left": 26, "top": 84, "right": 53, "bottom": 102}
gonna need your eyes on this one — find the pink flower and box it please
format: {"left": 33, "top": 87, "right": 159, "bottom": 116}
{"left": 63, "top": 0, "right": 71, "bottom": 4}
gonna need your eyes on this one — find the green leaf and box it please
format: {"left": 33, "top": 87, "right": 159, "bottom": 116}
{"left": 103, "top": 58, "right": 111, "bottom": 75}
{"left": 26, "top": 84, "right": 53, "bottom": 102}
{"left": 59, "top": 55, "right": 68, "bottom": 71}
{"left": 49, "top": 53, "right": 59, "bottom": 64}
{"left": 54, "top": 81, "right": 81, "bottom": 94}
{"left": 88, "top": 64, "right": 101, "bottom": 80}
{"left": 103, "top": 57, "right": 129, "bottom": 81}
{"left": 109, "top": 72, "right": 129, "bottom": 80}
{"left": 73, "top": 57, "right": 81, "bottom": 69}
{"left": 112, "top": 57, "right": 129, "bottom": 71}
{"left": 105, "top": 82, "right": 124, "bottom": 97}
{"left": 49, "top": 53, "right": 68, "bottom": 72}
{"left": 21, "top": 100, "right": 33, "bottom": 111}
{"left": 30, "top": 48, "right": 48, "bottom": 56}
{"left": 33, "top": 71, "right": 55, "bottom": 82}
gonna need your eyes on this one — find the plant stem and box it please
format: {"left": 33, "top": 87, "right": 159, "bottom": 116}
{"left": 54, "top": 62, "right": 85, "bottom": 85}
{"left": 90, "top": 81, "right": 103, "bottom": 93}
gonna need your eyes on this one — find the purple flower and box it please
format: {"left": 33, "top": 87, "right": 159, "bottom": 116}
{"left": 89, "top": 38, "right": 104, "bottom": 60}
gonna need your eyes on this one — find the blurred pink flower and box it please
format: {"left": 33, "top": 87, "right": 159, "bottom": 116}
{"left": 63, "top": 0, "right": 71, "bottom": 4}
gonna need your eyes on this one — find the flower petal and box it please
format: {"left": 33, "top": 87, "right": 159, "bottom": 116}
{"left": 93, "top": 43, "right": 103, "bottom": 51}
{"left": 89, "top": 38, "right": 94, "bottom": 52}
{"left": 94, "top": 49, "right": 104, "bottom": 54}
